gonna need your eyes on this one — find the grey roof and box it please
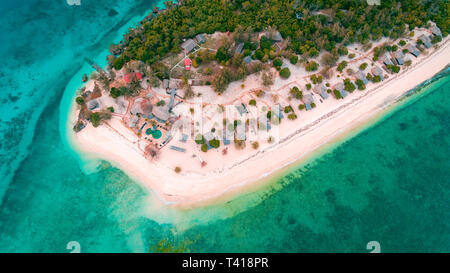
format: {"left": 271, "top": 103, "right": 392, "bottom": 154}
{"left": 406, "top": 43, "right": 420, "bottom": 57}
{"left": 235, "top": 43, "right": 244, "bottom": 54}
{"left": 181, "top": 39, "right": 196, "bottom": 53}
{"left": 273, "top": 104, "right": 284, "bottom": 119}
{"left": 392, "top": 51, "right": 404, "bottom": 65}
{"left": 333, "top": 82, "right": 344, "bottom": 92}
{"left": 87, "top": 99, "right": 99, "bottom": 110}
{"left": 170, "top": 146, "right": 186, "bottom": 152}
{"left": 371, "top": 67, "right": 384, "bottom": 80}
{"left": 418, "top": 34, "right": 432, "bottom": 48}
{"left": 243, "top": 55, "right": 252, "bottom": 64}
{"left": 128, "top": 116, "right": 139, "bottom": 128}
{"left": 224, "top": 126, "right": 235, "bottom": 139}
{"left": 305, "top": 104, "right": 312, "bottom": 111}
{"left": 340, "top": 90, "right": 348, "bottom": 98}
{"left": 180, "top": 134, "right": 188, "bottom": 142}
{"left": 430, "top": 25, "right": 442, "bottom": 37}
{"left": 235, "top": 123, "right": 246, "bottom": 140}
{"left": 356, "top": 71, "right": 369, "bottom": 84}
{"left": 235, "top": 104, "right": 248, "bottom": 116}
{"left": 163, "top": 79, "right": 179, "bottom": 89}
{"left": 382, "top": 53, "right": 394, "bottom": 66}
{"left": 314, "top": 83, "right": 326, "bottom": 94}
{"left": 313, "top": 84, "right": 329, "bottom": 99}
{"left": 258, "top": 115, "right": 270, "bottom": 131}
{"left": 162, "top": 79, "right": 169, "bottom": 89}
{"left": 303, "top": 93, "right": 314, "bottom": 105}
{"left": 203, "top": 132, "right": 214, "bottom": 142}
{"left": 272, "top": 31, "right": 283, "bottom": 42}
{"left": 195, "top": 33, "right": 206, "bottom": 44}
{"left": 161, "top": 134, "right": 172, "bottom": 146}
{"left": 319, "top": 90, "right": 329, "bottom": 99}
{"left": 130, "top": 98, "right": 152, "bottom": 115}
{"left": 152, "top": 106, "right": 170, "bottom": 122}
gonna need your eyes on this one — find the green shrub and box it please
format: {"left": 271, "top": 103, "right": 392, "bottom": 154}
{"left": 279, "top": 67, "right": 291, "bottom": 79}
{"left": 273, "top": 58, "right": 283, "bottom": 68}
{"left": 355, "top": 79, "right": 366, "bottom": 90}
{"left": 284, "top": 106, "right": 293, "bottom": 113}
{"left": 289, "top": 55, "right": 298, "bottom": 65}
{"left": 372, "top": 75, "right": 382, "bottom": 83}
{"left": 333, "top": 89, "right": 342, "bottom": 99}
{"left": 195, "top": 134, "right": 205, "bottom": 144}
{"left": 343, "top": 79, "right": 356, "bottom": 92}
{"left": 90, "top": 112, "right": 101, "bottom": 127}
{"left": 287, "top": 113, "right": 297, "bottom": 120}
{"left": 338, "top": 46, "right": 348, "bottom": 56}
{"left": 209, "top": 139, "right": 220, "bottom": 148}
{"left": 337, "top": 61, "right": 347, "bottom": 72}
{"left": 201, "top": 144, "right": 208, "bottom": 152}
{"left": 110, "top": 87, "right": 122, "bottom": 98}
{"left": 305, "top": 61, "right": 319, "bottom": 71}
{"left": 387, "top": 65, "right": 400, "bottom": 73}
{"left": 289, "top": 86, "right": 302, "bottom": 99}
{"left": 215, "top": 46, "right": 230, "bottom": 62}
{"left": 75, "top": 96, "right": 84, "bottom": 105}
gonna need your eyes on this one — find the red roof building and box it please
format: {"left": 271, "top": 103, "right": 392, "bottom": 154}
{"left": 124, "top": 72, "right": 143, "bottom": 83}
{"left": 136, "top": 72, "right": 142, "bottom": 81}
{"left": 124, "top": 74, "right": 131, "bottom": 83}
{"left": 184, "top": 58, "right": 191, "bottom": 70}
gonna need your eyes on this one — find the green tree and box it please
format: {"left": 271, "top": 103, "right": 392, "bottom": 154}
{"left": 75, "top": 96, "right": 84, "bottom": 105}
{"left": 337, "top": 61, "right": 347, "bottom": 72}
{"left": 305, "top": 61, "right": 319, "bottom": 72}
{"left": 279, "top": 67, "right": 291, "bottom": 79}
{"left": 343, "top": 79, "right": 356, "bottom": 92}
{"left": 90, "top": 112, "right": 101, "bottom": 127}
{"left": 201, "top": 144, "right": 208, "bottom": 152}
{"left": 209, "top": 139, "right": 220, "bottom": 148}
{"left": 273, "top": 58, "right": 283, "bottom": 69}
{"left": 195, "top": 134, "right": 205, "bottom": 144}
{"left": 289, "top": 55, "right": 298, "bottom": 65}
{"left": 215, "top": 46, "right": 230, "bottom": 62}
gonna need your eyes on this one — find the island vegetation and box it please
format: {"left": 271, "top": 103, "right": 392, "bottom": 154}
{"left": 110, "top": 0, "right": 448, "bottom": 75}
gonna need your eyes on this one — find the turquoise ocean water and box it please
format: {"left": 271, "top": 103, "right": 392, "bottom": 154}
{"left": 0, "top": 1, "right": 449, "bottom": 252}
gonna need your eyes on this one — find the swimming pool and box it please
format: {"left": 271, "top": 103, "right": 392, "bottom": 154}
{"left": 145, "top": 128, "right": 162, "bottom": 139}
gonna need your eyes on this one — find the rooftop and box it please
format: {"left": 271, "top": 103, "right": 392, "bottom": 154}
{"left": 181, "top": 39, "right": 196, "bottom": 53}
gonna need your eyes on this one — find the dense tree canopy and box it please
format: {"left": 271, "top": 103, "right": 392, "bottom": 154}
{"left": 111, "top": 0, "right": 448, "bottom": 70}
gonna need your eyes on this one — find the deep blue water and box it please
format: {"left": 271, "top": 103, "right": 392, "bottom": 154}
{"left": 0, "top": 1, "right": 449, "bottom": 253}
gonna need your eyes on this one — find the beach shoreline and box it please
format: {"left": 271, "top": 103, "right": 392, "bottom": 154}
{"left": 68, "top": 38, "right": 450, "bottom": 208}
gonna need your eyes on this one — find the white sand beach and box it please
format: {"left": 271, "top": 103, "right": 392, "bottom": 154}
{"left": 69, "top": 37, "right": 450, "bottom": 208}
